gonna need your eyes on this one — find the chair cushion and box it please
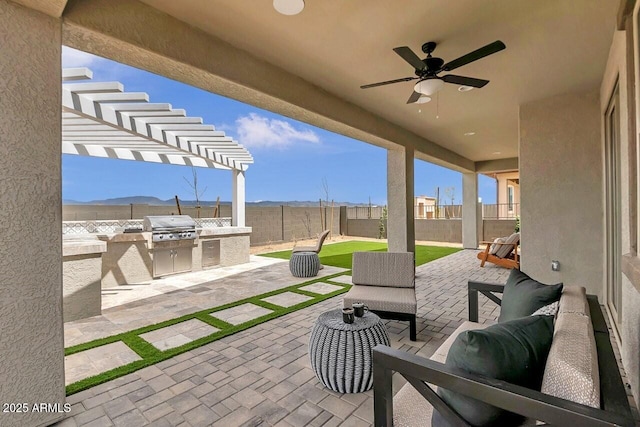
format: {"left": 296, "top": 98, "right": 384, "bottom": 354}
{"left": 498, "top": 269, "right": 563, "bottom": 323}
{"left": 489, "top": 237, "right": 506, "bottom": 255}
{"left": 351, "top": 252, "right": 415, "bottom": 288}
{"left": 541, "top": 312, "right": 600, "bottom": 408}
{"left": 433, "top": 316, "right": 554, "bottom": 427}
{"left": 494, "top": 232, "right": 520, "bottom": 258}
{"left": 343, "top": 285, "right": 416, "bottom": 314}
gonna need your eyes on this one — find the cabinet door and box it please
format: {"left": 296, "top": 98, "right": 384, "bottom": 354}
{"left": 173, "top": 247, "right": 193, "bottom": 274}
{"left": 153, "top": 249, "right": 174, "bottom": 277}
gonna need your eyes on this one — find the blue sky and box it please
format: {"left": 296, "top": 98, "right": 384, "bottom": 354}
{"left": 62, "top": 47, "right": 496, "bottom": 205}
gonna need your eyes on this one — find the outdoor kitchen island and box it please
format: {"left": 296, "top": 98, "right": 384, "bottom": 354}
{"left": 98, "top": 219, "right": 251, "bottom": 289}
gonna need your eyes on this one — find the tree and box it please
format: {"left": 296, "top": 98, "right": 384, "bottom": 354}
{"left": 442, "top": 186, "right": 456, "bottom": 219}
{"left": 443, "top": 186, "right": 456, "bottom": 205}
{"left": 183, "top": 167, "right": 207, "bottom": 218}
{"left": 320, "top": 177, "right": 330, "bottom": 230}
{"left": 321, "top": 177, "right": 330, "bottom": 206}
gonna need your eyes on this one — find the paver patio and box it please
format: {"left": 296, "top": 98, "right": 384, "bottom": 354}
{"left": 64, "top": 256, "right": 346, "bottom": 347}
{"left": 55, "top": 250, "right": 638, "bottom": 426}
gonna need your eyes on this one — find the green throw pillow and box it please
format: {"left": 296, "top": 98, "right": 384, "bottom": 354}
{"left": 498, "top": 269, "right": 563, "bottom": 323}
{"left": 432, "top": 316, "right": 554, "bottom": 427}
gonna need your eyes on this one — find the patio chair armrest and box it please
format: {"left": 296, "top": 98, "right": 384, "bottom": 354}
{"left": 468, "top": 281, "right": 505, "bottom": 321}
{"left": 372, "top": 345, "right": 635, "bottom": 427}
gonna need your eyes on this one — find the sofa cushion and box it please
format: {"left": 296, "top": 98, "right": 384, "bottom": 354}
{"left": 541, "top": 312, "right": 600, "bottom": 408}
{"left": 498, "top": 269, "right": 563, "bottom": 323}
{"left": 351, "top": 251, "right": 415, "bottom": 288}
{"left": 394, "top": 379, "right": 435, "bottom": 427}
{"left": 431, "top": 321, "right": 490, "bottom": 363}
{"left": 433, "top": 316, "right": 554, "bottom": 427}
{"left": 343, "top": 285, "right": 416, "bottom": 314}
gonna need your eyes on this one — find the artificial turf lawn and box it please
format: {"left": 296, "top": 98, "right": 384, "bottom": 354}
{"left": 258, "top": 240, "right": 461, "bottom": 269}
{"left": 64, "top": 272, "right": 350, "bottom": 396}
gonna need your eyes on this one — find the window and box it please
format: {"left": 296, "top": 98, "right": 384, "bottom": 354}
{"left": 507, "top": 185, "right": 514, "bottom": 212}
{"left": 605, "top": 82, "right": 622, "bottom": 329}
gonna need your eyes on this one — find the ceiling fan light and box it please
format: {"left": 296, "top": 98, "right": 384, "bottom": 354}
{"left": 273, "top": 0, "right": 305, "bottom": 15}
{"left": 415, "top": 95, "right": 432, "bottom": 104}
{"left": 414, "top": 79, "right": 444, "bottom": 96}
{"left": 458, "top": 85, "right": 474, "bottom": 92}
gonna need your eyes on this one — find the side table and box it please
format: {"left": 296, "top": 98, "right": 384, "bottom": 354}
{"left": 308, "top": 309, "right": 390, "bottom": 393}
{"left": 289, "top": 251, "right": 320, "bottom": 277}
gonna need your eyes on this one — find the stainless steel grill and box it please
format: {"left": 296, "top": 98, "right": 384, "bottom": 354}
{"left": 143, "top": 215, "right": 197, "bottom": 277}
{"left": 143, "top": 215, "right": 196, "bottom": 242}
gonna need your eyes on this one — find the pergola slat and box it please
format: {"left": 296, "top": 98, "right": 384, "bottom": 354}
{"left": 62, "top": 68, "right": 253, "bottom": 170}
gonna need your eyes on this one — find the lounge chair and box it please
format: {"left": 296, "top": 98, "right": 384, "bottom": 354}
{"left": 343, "top": 252, "right": 417, "bottom": 340}
{"left": 292, "top": 229, "right": 330, "bottom": 254}
{"left": 477, "top": 232, "right": 520, "bottom": 269}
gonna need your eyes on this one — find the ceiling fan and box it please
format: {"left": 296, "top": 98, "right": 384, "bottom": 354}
{"left": 360, "top": 40, "right": 506, "bottom": 104}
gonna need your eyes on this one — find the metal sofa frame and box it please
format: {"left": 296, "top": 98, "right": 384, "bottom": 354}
{"left": 372, "top": 280, "right": 635, "bottom": 427}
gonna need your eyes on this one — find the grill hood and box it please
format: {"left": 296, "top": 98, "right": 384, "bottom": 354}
{"left": 143, "top": 215, "right": 196, "bottom": 231}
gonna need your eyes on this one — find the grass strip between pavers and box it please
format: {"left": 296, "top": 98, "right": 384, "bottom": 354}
{"left": 65, "top": 271, "right": 352, "bottom": 396}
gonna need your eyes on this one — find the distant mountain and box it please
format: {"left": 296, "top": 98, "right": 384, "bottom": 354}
{"left": 63, "top": 196, "right": 171, "bottom": 205}
{"left": 63, "top": 196, "right": 371, "bottom": 207}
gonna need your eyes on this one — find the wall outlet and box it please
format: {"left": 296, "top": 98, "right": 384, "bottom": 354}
{"left": 551, "top": 260, "right": 560, "bottom": 271}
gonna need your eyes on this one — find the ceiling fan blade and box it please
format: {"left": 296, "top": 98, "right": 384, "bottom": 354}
{"left": 442, "top": 40, "right": 506, "bottom": 72}
{"left": 360, "top": 77, "right": 417, "bottom": 89}
{"left": 406, "top": 91, "right": 421, "bottom": 104}
{"left": 393, "top": 46, "right": 426, "bottom": 70}
{"left": 441, "top": 74, "right": 490, "bottom": 88}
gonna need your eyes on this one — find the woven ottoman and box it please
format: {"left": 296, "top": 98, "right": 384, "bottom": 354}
{"left": 289, "top": 251, "right": 320, "bottom": 277}
{"left": 309, "top": 309, "right": 390, "bottom": 393}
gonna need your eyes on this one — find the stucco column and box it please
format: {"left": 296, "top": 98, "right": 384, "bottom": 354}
{"left": 232, "top": 169, "right": 246, "bottom": 227}
{"left": 387, "top": 147, "right": 415, "bottom": 253}
{"left": 462, "top": 172, "right": 480, "bottom": 249}
{"left": 0, "top": 2, "right": 65, "bottom": 426}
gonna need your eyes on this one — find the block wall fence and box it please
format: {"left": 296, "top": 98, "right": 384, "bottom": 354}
{"left": 63, "top": 204, "right": 517, "bottom": 245}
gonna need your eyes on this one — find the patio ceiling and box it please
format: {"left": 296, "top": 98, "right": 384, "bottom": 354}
{"left": 62, "top": 67, "right": 253, "bottom": 171}
{"left": 54, "top": 0, "right": 617, "bottom": 172}
{"left": 139, "top": 0, "right": 617, "bottom": 162}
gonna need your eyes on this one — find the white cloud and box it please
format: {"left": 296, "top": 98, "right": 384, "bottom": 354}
{"left": 235, "top": 113, "right": 319, "bottom": 149}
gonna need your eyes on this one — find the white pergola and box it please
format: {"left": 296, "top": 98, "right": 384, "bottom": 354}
{"left": 61, "top": 67, "right": 252, "bottom": 226}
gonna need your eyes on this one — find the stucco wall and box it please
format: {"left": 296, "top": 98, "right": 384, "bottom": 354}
{"left": 101, "top": 237, "right": 153, "bottom": 288}
{"left": 622, "top": 277, "right": 640, "bottom": 403}
{"left": 63, "top": 254, "right": 102, "bottom": 322}
{"left": 0, "top": 1, "right": 66, "bottom": 426}
{"left": 604, "top": 28, "right": 640, "bottom": 407}
{"left": 496, "top": 171, "right": 520, "bottom": 206}
{"left": 219, "top": 235, "right": 250, "bottom": 266}
{"left": 520, "top": 89, "right": 603, "bottom": 296}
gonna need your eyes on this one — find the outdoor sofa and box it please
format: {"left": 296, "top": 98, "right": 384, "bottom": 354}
{"left": 372, "top": 271, "right": 635, "bottom": 426}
